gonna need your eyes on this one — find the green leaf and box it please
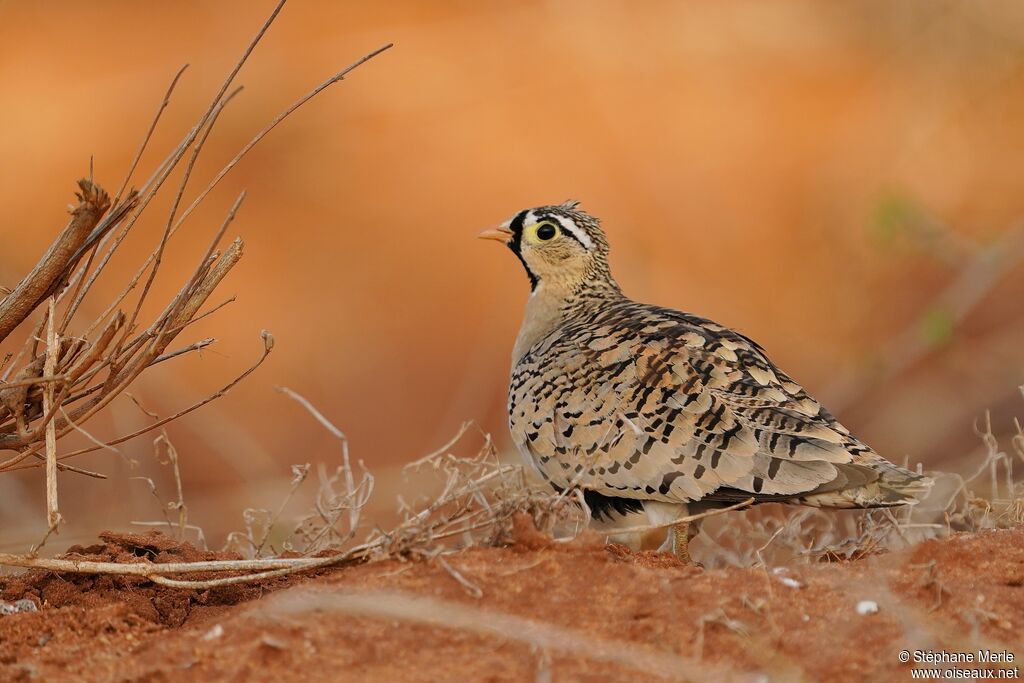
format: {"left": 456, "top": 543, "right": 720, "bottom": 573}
{"left": 870, "top": 193, "right": 916, "bottom": 246}
{"left": 920, "top": 306, "right": 954, "bottom": 347}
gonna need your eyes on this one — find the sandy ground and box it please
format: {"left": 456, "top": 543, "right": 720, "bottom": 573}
{"left": 1, "top": 522, "right": 1021, "bottom": 682}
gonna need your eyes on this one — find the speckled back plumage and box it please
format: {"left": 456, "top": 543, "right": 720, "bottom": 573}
{"left": 489, "top": 202, "right": 931, "bottom": 522}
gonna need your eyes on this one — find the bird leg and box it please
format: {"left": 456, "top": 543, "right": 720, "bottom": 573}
{"left": 670, "top": 521, "right": 693, "bottom": 564}
{"left": 645, "top": 501, "right": 696, "bottom": 563}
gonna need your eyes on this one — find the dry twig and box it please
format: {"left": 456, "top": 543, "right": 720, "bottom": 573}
{"left": 0, "top": 3, "right": 392, "bottom": 563}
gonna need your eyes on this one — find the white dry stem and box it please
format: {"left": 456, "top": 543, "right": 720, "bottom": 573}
{"left": 277, "top": 387, "right": 360, "bottom": 533}
{"left": 254, "top": 463, "right": 310, "bottom": 556}
{"left": 43, "top": 297, "right": 61, "bottom": 531}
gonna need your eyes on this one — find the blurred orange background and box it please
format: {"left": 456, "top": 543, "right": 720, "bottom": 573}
{"left": 1, "top": 0, "right": 1022, "bottom": 549}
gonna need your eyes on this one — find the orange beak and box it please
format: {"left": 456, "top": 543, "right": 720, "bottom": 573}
{"left": 477, "top": 226, "right": 513, "bottom": 244}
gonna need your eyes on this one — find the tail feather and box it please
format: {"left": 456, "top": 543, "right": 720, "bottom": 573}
{"left": 799, "top": 459, "right": 933, "bottom": 509}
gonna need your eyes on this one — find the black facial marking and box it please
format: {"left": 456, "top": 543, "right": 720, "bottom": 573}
{"left": 506, "top": 210, "right": 538, "bottom": 290}
{"left": 508, "top": 210, "right": 527, "bottom": 239}
{"left": 503, "top": 207, "right": 592, "bottom": 291}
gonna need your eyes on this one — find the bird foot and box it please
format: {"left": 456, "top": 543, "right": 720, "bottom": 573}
{"left": 670, "top": 521, "right": 694, "bottom": 565}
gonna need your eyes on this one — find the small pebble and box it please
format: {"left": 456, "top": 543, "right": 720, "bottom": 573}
{"left": 202, "top": 624, "right": 224, "bottom": 641}
{"left": 260, "top": 635, "right": 286, "bottom": 650}
{"left": 856, "top": 600, "right": 879, "bottom": 615}
{"left": 772, "top": 567, "right": 804, "bottom": 589}
{"left": 0, "top": 599, "right": 38, "bottom": 616}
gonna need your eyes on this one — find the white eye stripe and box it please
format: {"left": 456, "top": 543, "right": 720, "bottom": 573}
{"left": 504, "top": 209, "right": 593, "bottom": 249}
{"left": 550, "top": 215, "right": 593, "bottom": 249}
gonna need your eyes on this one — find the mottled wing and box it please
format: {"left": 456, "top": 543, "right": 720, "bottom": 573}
{"left": 510, "top": 304, "right": 905, "bottom": 505}
{"left": 517, "top": 330, "right": 767, "bottom": 502}
{"left": 697, "top": 319, "right": 931, "bottom": 506}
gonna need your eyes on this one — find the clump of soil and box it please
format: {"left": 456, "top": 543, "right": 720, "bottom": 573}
{"left": 1, "top": 527, "right": 1022, "bottom": 682}
{"left": 1, "top": 531, "right": 304, "bottom": 630}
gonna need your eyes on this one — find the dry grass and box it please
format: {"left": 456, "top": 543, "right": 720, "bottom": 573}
{"left": 0, "top": 0, "right": 390, "bottom": 549}
{"left": 0, "top": 412, "right": 560, "bottom": 588}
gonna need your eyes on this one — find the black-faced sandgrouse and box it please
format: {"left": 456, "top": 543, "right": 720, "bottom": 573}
{"left": 480, "top": 201, "right": 932, "bottom": 562}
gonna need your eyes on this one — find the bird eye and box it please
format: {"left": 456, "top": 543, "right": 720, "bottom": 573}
{"left": 536, "top": 223, "right": 558, "bottom": 241}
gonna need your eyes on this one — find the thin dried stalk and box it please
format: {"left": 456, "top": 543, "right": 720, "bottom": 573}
{"left": 6, "top": 332, "right": 273, "bottom": 469}
{"left": 0, "top": 376, "right": 67, "bottom": 389}
{"left": 153, "top": 432, "right": 187, "bottom": 539}
{"left": 277, "top": 387, "right": 359, "bottom": 532}
{"left": 72, "top": 0, "right": 288, "bottom": 337}
{"left": 153, "top": 337, "right": 216, "bottom": 365}
{"left": 57, "top": 62, "right": 187, "bottom": 336}
{"left": 171, "top": 43, "right": 394, "bottom": 236}
{"left": 114, "top": 88, "right": 244, "bottom": 361}
{"left": 253, "top": 463, "right": 310, "bottom": 556}
{"left": 0, "top": 423, "right": 545, "bottom": 588}
{"left": 0, "top": 553, "right": 343, "bottom": 575}
{"left": 111, "top": 65, "right": 189, "bottom": 207}
{"left": 0, "top": 238, "right": 247, "bottom": 463}
{"left": 43, "top": 298, "right": 61, "bottom": 530}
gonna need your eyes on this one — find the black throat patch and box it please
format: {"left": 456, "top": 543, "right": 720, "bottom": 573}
{"left": 506, "top": 210, "right": 539, "bottom": 291}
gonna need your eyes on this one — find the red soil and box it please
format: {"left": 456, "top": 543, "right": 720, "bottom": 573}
{"left": 1, "top": 523, "right": 1021, "bottom": 682}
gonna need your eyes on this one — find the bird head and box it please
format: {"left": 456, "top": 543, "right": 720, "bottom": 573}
{"left": 478, "top": 201, "right": 615, "bottom": 293}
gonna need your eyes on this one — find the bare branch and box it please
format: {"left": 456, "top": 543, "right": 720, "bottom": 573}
{"left": 112, "top": 64, "right": 190, "bottom": 206}
{"left": 0, "top": 180, "right": 110, "bottom": 343}
{"left": 153, "top": 338, "right": 216, "bottom": 365}
{"left": 13, "top": 332, "right": 274, "bottom": 467}
{"left": 172, "top": 43, "right": 394, "bottom": 233}
{"left": 0, "top": 375, "right": 68, "bottom": 389}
